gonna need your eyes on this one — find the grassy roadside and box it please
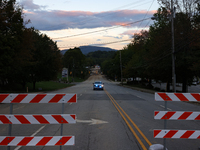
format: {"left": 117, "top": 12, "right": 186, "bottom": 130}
{"left": 0, "top": 77, "right": 85, "bottom": 93}
{"left": 27, "top": 81, "right": 74, "bottom": 92}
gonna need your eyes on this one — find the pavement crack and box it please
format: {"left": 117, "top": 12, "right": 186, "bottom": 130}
{"left": 87, "top": 132, "right": 92, "bottom": 150}
{"left": 121, "top": 120, "right": 142, "bottom": 150}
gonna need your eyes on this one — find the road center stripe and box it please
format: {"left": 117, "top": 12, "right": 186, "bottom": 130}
{"left": 104, "top": 89, "right": 152, "bottom": 150}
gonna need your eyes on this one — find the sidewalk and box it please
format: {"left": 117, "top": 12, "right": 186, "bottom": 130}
{"left": 151, "top": 82, "right": 200, "bottom": 93}
{"left": 110, "top": 81, "right": 156, "bottom": 94}
{"left": 112, "top": 81, "right": 200, "bottom": 94}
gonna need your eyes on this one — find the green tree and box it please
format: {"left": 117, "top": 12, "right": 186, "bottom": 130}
{"left": 0, "top": 0, "right": 62, "bottom": 91}
{"left": 13, "top": 27, "right": 35, "bottom": 89}
{"left": 189, "top": 3, "right": 200, "bottom": 80}
{"left": 30, "top": 31, "right": 62, "bottom": 89}
{"left": 63, "top": 47, "right": 87, "bottom": 79}
{"left": 123, "top": 30, "right": 150, "bottom": 85}
{"left": 146, "top": 7, "right": 172, "bottom": 85}
{"left": 156, "top": 0, "right": 200, "bottom": 92}
{"left": 86, "top": 50, "right": 116, "bottom": 67}
{"left": 0, "top": 0, "right": 25, "bottom": 87}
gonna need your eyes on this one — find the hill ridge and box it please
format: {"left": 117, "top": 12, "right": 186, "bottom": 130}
{"left": 60, "top": 46, "right": 117, "bottom": 55}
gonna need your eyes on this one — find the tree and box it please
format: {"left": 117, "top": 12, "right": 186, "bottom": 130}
{"left": 146, "top": 7, "right": 172, "bottom": 87}
{"left": 30, "top": 31, "right": 62, "bottom": 89}
{"left": 189, "top": 3, "right": 200, "bottom": 78}
{"left": 158, "top": 0, "right": 199, "bottom": 15}
{"left": 0, "top": 0, "right": 25, "bottom": 87}
{"left": 101, "top": 1, "right": 200, "bottom": 92}
{"left": 123, "top": 30, "right": 150, "bottom": 83}
{"left": 0, "top": 1, "right": 62, "bottom": 91}
{"left": 86, "top": 50, "right": 116, "bottom": 67}
{"left": 63, "top": 47, "right": 86, "bottom": 79}
{"left": 12, "top": 27, "right": 35, "bottom": 89}
{"left": 156, "top": 1, "right": 200, "bottom": 91}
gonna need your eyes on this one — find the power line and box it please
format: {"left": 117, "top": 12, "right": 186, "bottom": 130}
{"left": 53, "top": 17, "right": 151, "bottom": 40}
{"left": 65, "top": 0, "right": 152, "bottom": 25}
{"left": 139, "top": 0, "right": 155, "bottom": 27}
{"left": 56, "top": 0, "right": 155, "bottom": 47}
{"left": 55, "top": 0, "right": 156, "bottom": 49}
{"left": 72, "top": 0, "right": 154, "bottom": 27}
{"left": 134, "top": 0, "right": 155, "bottom": 34}
{"left": 59, "top": 39, "right": 132, "bottom": 49}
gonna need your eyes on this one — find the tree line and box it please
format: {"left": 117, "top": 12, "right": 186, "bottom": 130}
{"left": 102, "top": 1, "right": 200, "bottom": 92}
{"left": 62, "top": 48, "right": 116, "bottom": 80}
{"left": 0, "top": 0, "right": 62, "bottom": 90}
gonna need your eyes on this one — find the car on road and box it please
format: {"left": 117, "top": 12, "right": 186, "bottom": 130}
{"left": 93, "top": 81, "right": 104, "bottom": 90}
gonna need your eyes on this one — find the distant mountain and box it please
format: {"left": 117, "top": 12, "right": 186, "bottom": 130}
{"left": 60, "top": 46, "right": 117, "bottom": 55}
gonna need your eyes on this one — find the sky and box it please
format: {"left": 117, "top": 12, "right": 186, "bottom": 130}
{"left": 17, "top": 0, "right": 161, "bottom": 50}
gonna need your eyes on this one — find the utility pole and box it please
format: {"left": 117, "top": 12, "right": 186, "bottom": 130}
{"left": 163, "top": 2, "right": 176, "bottom": 150}
{"left": 73, "top": 58, "right": 74, "bottom": 82}
{"left": 151, "top": 2, "right": 176, "bottom": 150}
{"left": 120, "top": 51, "right": 123, "bottom": 86}
{"left": 171, "top": 0, "right": 176, "bottom": 93}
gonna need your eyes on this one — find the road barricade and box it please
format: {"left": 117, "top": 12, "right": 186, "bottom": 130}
{"left": 0, "top": 136, "right": 75, "bottom": 146}
{"left": 0, "top": 93, "right": 77, "bottom": 149}
{"left": 153, "top": 93, "right": 200, "bottom": 149}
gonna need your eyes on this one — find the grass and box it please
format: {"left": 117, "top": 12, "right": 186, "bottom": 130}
{"left": 26, "top": 81, "right": 74, "bottom": 92}
{"left": 0, "top": 76, "right": 85, "bottom": 93}
{"left": 67, "top": 76, "right": 86, "bottom": 82}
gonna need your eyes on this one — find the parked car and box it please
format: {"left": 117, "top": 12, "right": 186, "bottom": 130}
{"left": 93, "top": 81, "right": 104, "bottom": 90}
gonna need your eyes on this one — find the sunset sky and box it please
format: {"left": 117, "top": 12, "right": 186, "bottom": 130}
{"left": 17, "top": 0, "right": 160, "bottom": 50}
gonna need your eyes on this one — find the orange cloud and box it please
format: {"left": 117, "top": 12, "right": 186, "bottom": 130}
{"left": 121, "top": 30, "right": 141, "bottom": 36}
{"left": 23, "top": 10, "right": 35, "bottom": 14}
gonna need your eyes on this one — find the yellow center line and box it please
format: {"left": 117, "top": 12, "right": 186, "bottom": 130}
{"left": 104, "top": 89, "right": 152, "bottom": 150}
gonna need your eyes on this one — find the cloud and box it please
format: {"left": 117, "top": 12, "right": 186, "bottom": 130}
{"left": 21, "top": 0, "right": 42, "bottom": 10}
{"left": 121, "top": 30, "right": 137, "bottom": 36}
{"left": 21, "top": 1, "right": 156, "bottom": 31}
{"left": 54, "top": 40, "right": 63, "bottom": 42}
{"left": 104, "top": 35, "right": 124, "bottom": 39}
{"left": 120, "top": 29, "right": 143, "bottom": 38}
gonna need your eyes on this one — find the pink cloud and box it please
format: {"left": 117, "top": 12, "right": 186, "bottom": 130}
{"left": 121, "top": 30, "right": 141, "bottom": 37}
{"left": 23, "top": 9, "right": 157, "bottom": 30}
{"left": 23, "top": 10, "right": 35, "bottom": 15}
{"left": 54, "top": 11, "right": 95, "bottom": 17}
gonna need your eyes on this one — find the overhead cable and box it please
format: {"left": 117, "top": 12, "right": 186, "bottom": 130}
{"left": 59, "top": 39, "right": 132, "bottom": 49}
{"left": 53, "top": 17, "right": 151, "bottom": 39}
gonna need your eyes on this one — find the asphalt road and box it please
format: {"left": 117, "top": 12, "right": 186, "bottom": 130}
{"left": 0, "top": 75, "right": 199, "bottom": 150}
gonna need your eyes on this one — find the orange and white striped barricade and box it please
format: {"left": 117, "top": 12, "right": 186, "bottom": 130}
{"left": 154, "top": 130, "right": 200, "bottom": 139}
{"left": 154, "top": 111, "right": 200, "bottom": 120}
{"left": 153, "top": 93, "right": 200, "bottom": 150}
{"left": 0, "top": 93, "right": 77, "bottom": 149}
{"left": 0, "top": 93, "right": 77, "bottom": 103}
{"left": 0, "top": 114, "right": 76, "bottom": 124}
{"left": 155, "top": 92, "right": 200, "bottom": 102}
{"left": 0, "top": 136, "right": 75, "bottom": 146}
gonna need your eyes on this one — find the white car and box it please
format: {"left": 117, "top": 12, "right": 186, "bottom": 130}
{"left": 93, "top": 81, "right": 104, "bottom": 90}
